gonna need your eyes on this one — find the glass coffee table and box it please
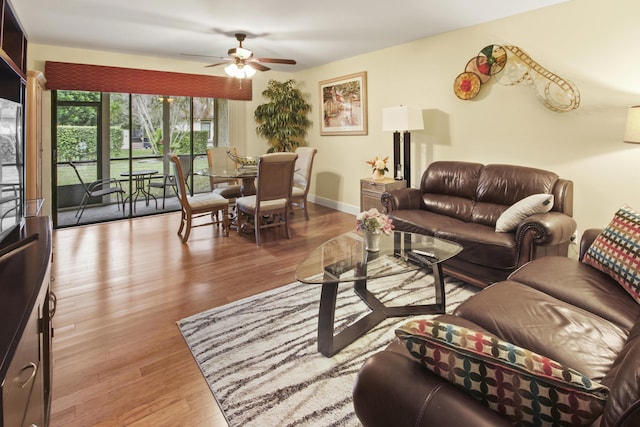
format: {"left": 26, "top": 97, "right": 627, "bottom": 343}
{"left": 295, "top": 230, "right": 462, "bottom": 357}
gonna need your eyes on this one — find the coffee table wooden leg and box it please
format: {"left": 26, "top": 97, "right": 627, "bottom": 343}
{"left": 317, "top": 279, "right": 386, "bottom": 357}
{"left": 317, "top": 281, "right": 338, "bottom": 357}
{"left": 432, "top": 263, "right": 445, "bottom": 311}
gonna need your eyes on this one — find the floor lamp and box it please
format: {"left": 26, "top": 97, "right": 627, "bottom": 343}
{"left": 382, "top": 106, "right": 424, "bottom": 187}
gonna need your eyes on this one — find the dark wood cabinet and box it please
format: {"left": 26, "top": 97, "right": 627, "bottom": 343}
{"left": 0, "top": 6, "right": 49, "bottom": 425}
{"left": 0, "top": 217, "right": 53, "bottom": 427}
{"left": 0, "top": 0, "right": 27, "bottom": 104}
{"left": 0, "top": 0, "right": 27, "bottom": 76}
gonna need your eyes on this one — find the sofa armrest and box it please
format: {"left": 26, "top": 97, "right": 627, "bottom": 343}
{"left": 381, "top": 188, "right": 423, "bottom": 212}
{"left": 514, "top": 212, "right": 577, "bottom": 265}
{"left": 579, "top": 228, "right": 603, "bottom": 261}
{"left": 516, "top": 211, "right": 577, "bottom": 246}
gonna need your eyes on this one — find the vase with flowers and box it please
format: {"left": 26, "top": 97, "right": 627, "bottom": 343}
{"left": 366, "top": 156, "right": 389, "bottom": 180}
{"left": 356, "top": 208, "right": 394, "bottom": 252}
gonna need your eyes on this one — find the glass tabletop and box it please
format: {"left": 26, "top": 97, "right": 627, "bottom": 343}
{"left": 195, "top": 167, "right": 257, "bottom": 179}
{"left": 295, "top": 231, "right": 462, "bottom": 285}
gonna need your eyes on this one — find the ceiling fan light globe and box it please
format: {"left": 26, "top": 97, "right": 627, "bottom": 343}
{"left": 225, "top": 63, "right": 239, "bottom": 77}
{"left": 244, "top": 65, "right": 256, "bottom": 78}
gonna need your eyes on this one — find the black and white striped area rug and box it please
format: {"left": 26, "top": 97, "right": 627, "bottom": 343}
{"left": 178, "top": 269, "right": 477, "bottom": 427}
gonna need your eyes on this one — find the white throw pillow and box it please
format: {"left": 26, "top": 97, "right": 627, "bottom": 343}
{"left": 495, "top": 193, "right": 554, "bottom": 232}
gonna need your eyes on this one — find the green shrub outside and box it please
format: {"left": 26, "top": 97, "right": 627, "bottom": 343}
{"left": 57, "top": 127, "right": 211, "bottom": 194}
{"left": 57, "top": 126, "right": 124, "bottom": 162}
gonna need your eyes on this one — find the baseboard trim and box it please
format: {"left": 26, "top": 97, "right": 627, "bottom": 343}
{"left": 308, "top": 194, "right": 359, "bottom": 216}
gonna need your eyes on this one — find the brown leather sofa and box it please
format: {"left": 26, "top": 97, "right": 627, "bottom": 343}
{"left": 353, "top": 230, "right": 640, "bottom": 427}
{"left": 381, "top": 161, "right": 577, "bottom": 288}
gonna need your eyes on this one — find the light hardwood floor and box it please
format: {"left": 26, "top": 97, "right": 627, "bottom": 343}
{"left": 50, "top": 203, "right": 355, "bottom": 426}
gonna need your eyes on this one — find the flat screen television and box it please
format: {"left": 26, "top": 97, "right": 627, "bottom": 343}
{"left": 0, "top": 96, "right": 24, "bottom": 247}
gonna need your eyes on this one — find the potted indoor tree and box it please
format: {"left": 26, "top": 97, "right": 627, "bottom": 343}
{"left": 254, "top": 79, "right": 311, "bottom": 153}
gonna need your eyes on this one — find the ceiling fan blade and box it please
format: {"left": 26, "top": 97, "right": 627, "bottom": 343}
{"left": 255, "top": 57, "right": 297, "bottom": 65}
{"left": 205, "top": 61, "right": 230, "bottom": 68}
{"left": 250, "top": 62, "right": 270, "bottom": 72}
{"left": 181, "top": 53, "right": 226, "bottom": 59}
{"left": 191, "top": 33, "right": 297, "bottom": 73}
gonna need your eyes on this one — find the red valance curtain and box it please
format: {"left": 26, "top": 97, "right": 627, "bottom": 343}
{"left": 44, "top": 61, "right": 252, "bottom": 100}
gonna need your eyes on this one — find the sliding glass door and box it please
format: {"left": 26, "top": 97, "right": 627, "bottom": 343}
{"left": 53, "top": 90, "right": 228, "bottom": 228}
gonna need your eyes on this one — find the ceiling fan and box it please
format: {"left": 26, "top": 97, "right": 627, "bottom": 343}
{"left": 197, "top": 33, "right": 296, "bottom": 78}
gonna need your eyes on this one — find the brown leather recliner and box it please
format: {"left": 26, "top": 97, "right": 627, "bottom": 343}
{"left": 353, "top": 230, "right": 640, "bottom": 427}
{"left": 381, "top": 161, "right": 576, "bottom": 288}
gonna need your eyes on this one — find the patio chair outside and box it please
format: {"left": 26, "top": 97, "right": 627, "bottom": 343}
{"left": 69, "top": 161, "right": 125, "bottom": 224}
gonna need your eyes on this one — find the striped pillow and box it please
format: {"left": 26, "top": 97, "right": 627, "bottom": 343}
{"left": 396, "top": 319, "right": 609, "bottom": 426}
{"left": 583, "top": 204, "right": 640, "bottom": 304}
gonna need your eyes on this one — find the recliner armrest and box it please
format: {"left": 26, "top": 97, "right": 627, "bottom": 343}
{"left": 353, "top": 346, "right": 511, "bottom": 427}
{"left": 381, "top": 188, "right": 423, "bottom": 212}
{"left": 579, "top": 228, "right": 603, "bottom": 261}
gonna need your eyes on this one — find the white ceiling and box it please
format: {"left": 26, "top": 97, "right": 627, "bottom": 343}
{"left": 13, "top": 0, "right": 568, "bottom": 72}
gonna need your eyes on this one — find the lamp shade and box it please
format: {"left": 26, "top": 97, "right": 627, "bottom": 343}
{"left": 382, "top": 106, "right": 424, "bottom": 131}
{"left": 624, "top": 105, "right": 640, "bottom": 144}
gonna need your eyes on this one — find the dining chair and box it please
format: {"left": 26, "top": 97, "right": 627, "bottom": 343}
{"left": 69, "top": 161, "right": 125, "bottom": 223}
{"left": 235, "top": 152, "right": 298, "bottom": 246}
{"left": 291, "top": 147, "right": 317, "bottom": 220}
{"left": 169, "top": 154, "right": 229, "bottom": 243}
{"left": 173, "top": 153, "right": 198, "bottom": 193}
{"left": 206, "top": 147, "right": 242, "bottom": 200}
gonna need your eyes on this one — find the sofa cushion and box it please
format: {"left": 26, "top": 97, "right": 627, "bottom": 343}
{"left": 388, "top": 210, "right": 518, "bottom": 270}
{"left": 495, "top": 193, "right": 554, "bottom": 232}
{"left": 420, "top": 161, "right": 483, "bottom": 222}
{"left": 389, "top": 209, "right": 465, "bottom": 235}
{"left": 509, "top": 256, "right": 640, "bottom": 331}
{"left": 473, "top": 164, "right": 559, "bottom": 226}
{"left": 434, "top": 223, "right": 517, "bottom": 270}
{"left": 396, "top": 319, "right": 610, "bottom": 427}
{"left": 453, "top": 281, "right": 629, "bottom": 381}
{"left": 421, "top": 161, "right": 483, "bottom": 200}
{"left": 583, "top": 204, "right": 640, "bottom": 305}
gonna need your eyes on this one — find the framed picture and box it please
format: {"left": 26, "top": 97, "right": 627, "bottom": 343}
{"left": 319, "top": 71, "right": 368, "bottom": 136}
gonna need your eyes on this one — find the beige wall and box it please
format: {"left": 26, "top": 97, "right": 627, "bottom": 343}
{"left": 28, "top": 0, "right": 640, "bottom": 238}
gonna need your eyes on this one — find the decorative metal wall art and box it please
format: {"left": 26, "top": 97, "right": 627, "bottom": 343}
{"left": 454, "top": 44, "right": 580, "bottom": 112}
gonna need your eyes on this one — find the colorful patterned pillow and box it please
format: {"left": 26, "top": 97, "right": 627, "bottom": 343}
{"left": 582, "top": 204, "right": 640, "bottom": 304}
{"left": 395, "top": 319, "right": 609, "bottom": 426}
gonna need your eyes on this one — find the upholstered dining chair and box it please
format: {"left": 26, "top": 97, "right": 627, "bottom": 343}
{"left": 235, "top": 152, "right": 298, "bottom": 246}
{"left": 169, "top": 154, "right": 229, "bottom": 243}
{"left": 206, "top": 147, "right": 242, "bottom": 200}
{"left": 291, "top": 147, "right": 317, "bottom": 220}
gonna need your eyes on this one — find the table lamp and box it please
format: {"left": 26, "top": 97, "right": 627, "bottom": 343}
{"left": 382, "top": 106, "right": 424, "bottom": 187}
{"left": 624, "top": 105, "right": 640, "bottom": 144}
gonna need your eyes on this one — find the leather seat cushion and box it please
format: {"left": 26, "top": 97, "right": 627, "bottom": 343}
{"left": 509, "top": 256, "right": 640, "bottom": 331}
{"left": 453, "top": 281, "right": 629, "bottom": 381}
{"left": 390, "top": 209, "right": 517, "bottom": 269}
